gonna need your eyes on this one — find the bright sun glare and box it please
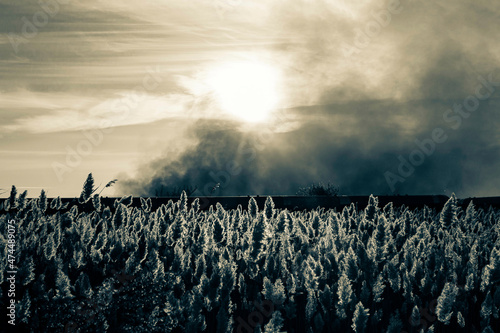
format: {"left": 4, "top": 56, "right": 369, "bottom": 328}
{"left": 206, "top": 61, "right": 281, "bottom": 123}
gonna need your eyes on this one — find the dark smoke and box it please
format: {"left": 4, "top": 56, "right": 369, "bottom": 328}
{"left": 118, "top": 0, "right": 500, "bottom": 198}
{"left": 119, "top": 92, "right": 500, "bottom": 198}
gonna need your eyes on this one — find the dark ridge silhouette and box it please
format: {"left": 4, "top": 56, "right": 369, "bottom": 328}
{"left": 14, "top": 195, "right": 500, "bottom": 215}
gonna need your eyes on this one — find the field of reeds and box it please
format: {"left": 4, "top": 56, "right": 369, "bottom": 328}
{"left": 1, "top": 184, "right": 500, "bottom": 332}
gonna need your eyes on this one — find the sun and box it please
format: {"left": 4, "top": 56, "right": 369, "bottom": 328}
{"left": 206, "top": 60, "right": 281, "bottom": 123}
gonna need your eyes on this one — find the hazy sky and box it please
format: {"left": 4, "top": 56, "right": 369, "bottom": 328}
{"left": 1, "top": 0, "right": 499, "bottom": 198}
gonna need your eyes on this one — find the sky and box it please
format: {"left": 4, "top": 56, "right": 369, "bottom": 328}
{"left": 1, "top": 0, "right": 499, "bottom": 198}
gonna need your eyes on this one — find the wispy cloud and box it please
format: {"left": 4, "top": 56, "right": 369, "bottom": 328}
{"left": 2, "top": 92, "right": 200, "bottom": 133}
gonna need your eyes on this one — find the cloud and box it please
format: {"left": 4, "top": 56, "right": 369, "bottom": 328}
{"left": 2, "top": 0, "right": 500, "bottom": 197}
{"left": 2, "top": 91, "right": 200, "bottom": 133}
